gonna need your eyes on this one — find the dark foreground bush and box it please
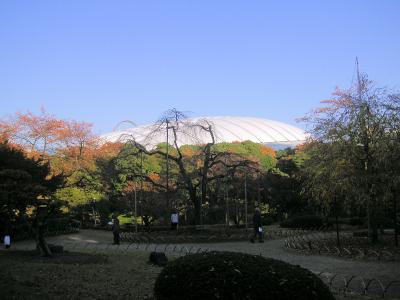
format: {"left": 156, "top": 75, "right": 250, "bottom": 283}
{"left": 154, "top": 251, "right": 334, "bottom": 300}
{"left": 280, "top": 215, "right": 324, "bottom": 229}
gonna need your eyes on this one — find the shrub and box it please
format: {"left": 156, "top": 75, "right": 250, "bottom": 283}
{"left": 154, "top": 251, "right": 334, "bottom": 300}
{"left": 327, "top": 217, "right": 364, "bottom": 227}
{"left": 349, "top": 217, "right": 364, "bottom": 226}
{"left": 261, "top": 215, "right": 274, "bottom": 226}
{"left": 280, "top": 215, "right": 324, "bottom": 229}
{"left": 46, "top": 217, "right": 80, "bottom": 232}
{"left": 353, "top": 231, "right": 368, "bottom": 237}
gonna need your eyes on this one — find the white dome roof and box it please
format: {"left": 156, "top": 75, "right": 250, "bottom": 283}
{"left": 101, "top": 116, "right": 307, "bottom": 150}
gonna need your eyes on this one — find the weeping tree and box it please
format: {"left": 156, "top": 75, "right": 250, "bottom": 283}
{"left": 302, "top": 73, "right": 399, "bottom": 243}
{"left": 120, "top": 109, "right": 253, "bottom": 225}
{"left": 0, "top": 142, "right": 63, "bottom": 256}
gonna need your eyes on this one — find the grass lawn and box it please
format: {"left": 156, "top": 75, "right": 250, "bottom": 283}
{"left": 0, "top": 250, "right": 167, "bottom": 300}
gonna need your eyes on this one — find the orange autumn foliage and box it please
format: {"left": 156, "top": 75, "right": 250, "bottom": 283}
{"left": 295, "top": 143, "right": 307, "bottom": 154}
{"left": 149, "top": 173, "right": 161, "bottom": 182}
{"left": 181, "top": 147, "right": 200, "bottom": 157}
{"left": 260, "top": 146, "right": 276, "bottom": 158}
{"left": 0, "top": 109, "right": 102, "bottom": 176}
{"left": 95, "top": 142, "right": 123, "bottom": 160}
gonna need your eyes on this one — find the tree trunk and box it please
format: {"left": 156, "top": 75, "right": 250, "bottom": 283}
{"left": 35, "top": 222, "right": 52, "bottom": 257}
{"left": 189, "top": 188, "right": 201, "bottom": 225}
{"left": 225, "top": 177, "right": 229, "bottom": 227}
{"left": 201, "top": 179, "right": 207, "bottom": 226}
{"left": 334, "top": 195, "right": 340, "bottom": 248}
{"left": 370, "top": 201, "right": 379, "bottom": 244}
{"left": 393, "top": 189, "right": 398, "bottom": 247}
{"left": 335, "top": 215, "right": 340, "bottom": 248}
{"left": 194, "top": 198, "right": 201, "bottom": 225}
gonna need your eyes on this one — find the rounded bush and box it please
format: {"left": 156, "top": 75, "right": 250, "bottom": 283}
{"left": 154, "top": 251, "right": 334, "bottom": 300}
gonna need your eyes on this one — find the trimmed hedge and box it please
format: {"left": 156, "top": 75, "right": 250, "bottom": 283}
{"left": 154, "top": 251, "right": 334, "bottom": 300}
{"left": 280, "top": 215, "right": 324, "bottom": 229}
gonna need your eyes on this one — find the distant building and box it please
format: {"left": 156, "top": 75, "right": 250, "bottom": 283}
{"left": 100, "top": 116, "right": 307, "bottom": 150}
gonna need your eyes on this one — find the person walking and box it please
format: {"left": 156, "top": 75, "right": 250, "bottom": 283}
{"left": 4, "top": 233, "right": 11, "bottom": 249}
{"left": 3, "top": 223, "right": 11, "bottom": 249}
{"left": 251, "top": 208, "right": 264, "bottom": 243}
{"left": 112, "top": 215, "right": 120, "bottom": 245}
{"left": 170, "top": 211, "right": 179, "bottom": 231}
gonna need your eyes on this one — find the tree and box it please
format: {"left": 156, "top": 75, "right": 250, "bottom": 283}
{"left": 301, "top": 141, "right": 355, "bottom": 246}
{"left": 0, "top": 142, "right": 63, "bottom": 256}
{"left": 302, "top": 73, "right": 399, "bottom": 243}
{"left": 0, "top": 109, "right": 98, "bottom": 175}
{"left": 378, "top": 94, "right": 400, "bottom": 245}
{"left": 122, "top": 109, "right": 255, "bottom": 225}
{"left": 261, "top": 147, "right": 307, "bottom": 221}
{"left": 0, "top": 109, "right": 117, "bottom": 215}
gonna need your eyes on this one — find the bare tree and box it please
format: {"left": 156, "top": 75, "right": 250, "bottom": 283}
{"left": 123, "top": 109, "right": 254, "bottom": 225}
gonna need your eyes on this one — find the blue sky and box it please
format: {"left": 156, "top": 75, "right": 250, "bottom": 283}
{"left": 1, "top": 1, "right": 399, "bottom": 134}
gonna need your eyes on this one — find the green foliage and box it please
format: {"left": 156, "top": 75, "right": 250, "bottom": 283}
{"left": 262, "top": 148, "right": 307, "bottom": 219}
{"left": 259, "top": 155, "right": 275, "bottom": 170}
{"left": 93, "top": 199, "right": 114, "bottom": 225}
{"left": 301, "top": 75, "right": 400, "bottom": 243}
{"left": 280, "top": 215, "right": 324, "bottom": 229}
{"left": 154, "top": 251, "right": 334, "bottom": 300}
{"left": 0, "top": 142, "right": 63, "bottom": 226}
{"left": 213, "top": 140, "right": 277, "bottom": 171}
{"left": 117, "top": 213, "right": 134, "bottom": 225}
{"left": 301, "top": 142, "right": 354, "bottom": 214}
{"left": 258, "top": 203, "right": 272, "bottom": 215}
{"left": 261, "top": 215, "right": 274, "bottom": 225}
{"left": 91, "top": 138, "right": 277, "bottom": 225}
{"left": 55, "top": 187, "right": 103, "bottom": 208}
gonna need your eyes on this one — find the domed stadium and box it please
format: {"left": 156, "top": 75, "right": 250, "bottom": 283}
{"left": 101, "top": 116, "right": 307, "bottom": 150}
